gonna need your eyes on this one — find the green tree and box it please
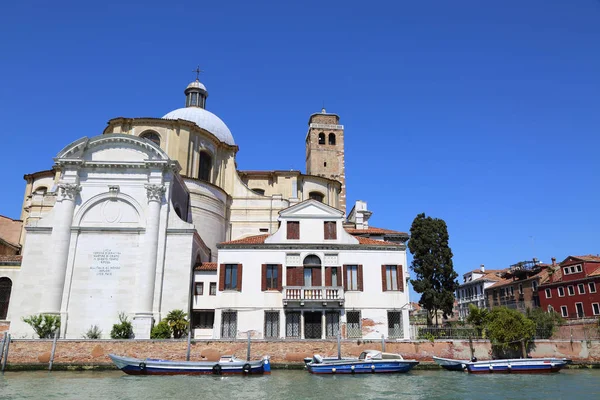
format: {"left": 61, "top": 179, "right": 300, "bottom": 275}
{"left": 165, "top": 309, "right": 189, "bottom": 339}
{"left": 466, "top": 304, "right": 489, "bottom": 337}
{"left": 526, "top": 308, "right": 564, "bottom": 339}
{"left": 110, "top": 312, "right": 134, "bottom": 339}
{"left": 408, "top": 213, "right": 458, "bottom": 326}
{"left": 151, "top": 320, "right": 173, "bottom": 339}
{"left": 22, "top": 314, "right": 61, "bottom": 338}
{"left": 485, "top": 307, "right": 535, "bottom": 354}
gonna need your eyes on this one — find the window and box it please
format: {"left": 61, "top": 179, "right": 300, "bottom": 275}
{"left": 346, "top": 265, "right": 359, "bottom": 291}
{"left": 224, "top": 264, "right": 238, "bottom": 290}
{"left": 493, "top": 290, "right": 497, "bottom": 298}
{"left": 264, "top": 311, "right": 280, "bottom": 339}
{"left": 326, "top": 312, "right": 340, "bottom": 338}
{"left": 252, "top": 188, "right": 265, "bottom": 195}
{"left": 347, "top": 311, "right": 361, "bottom": 338}
{"left": 318, "top": 132, "right": 325, "bottom": 144}
{"left": 309, "top": 191, "right": 324, "bottom": 202}
{"left": 576, "top": 303, "right": 585, "bottom": 318}
{"left": 578, "top": 283, "right": 585, "bottom": 295}
{"left": 385, "top": 265, "right": 399, "bottom": 291}
{"left": 140, "top": 131, "right": 160, "bottom": 147}
{"left": 518, "top": 284, "right": 523, "bottom": 295}
{"left": 388, "top": 311, "right": 403, "bottom": 338}
{"left": 304, "top": 268, "right": 313, "bottom": 286}
{"left": 560, "top": 306, "right": 568, "bottom": 318}
{"left": 324, "top": 221, "right": 336, "bottom": 239}
{"left": 209, "top": 282, "right": 216, "bottom": 296}
{"left": 331, "top": 267, "right": 338, "bottom": 287}
{"left": 287, "top": 221, "right": 299, "bottom": 239}
{"left": 558, "top": 287, "right": 565, "bottom": 297}
{"left": 198, "top": 151, "right": 212, "bottom": 182}
{"left": 192, "top": 311, "right": 214, "bottom": 329}
{"left": 0, "top": 278, "right": 12, "bottom": 320}
{"left": 285, "top": 312, "right": 301, "bottom": 338}
{"left": 589, "top": 282, "right": 597, "bottom": 293}
{"left": 576, "top": 264, "right": 583, "bottom": 272}
{"left": 195, "top": 282, "right": 204, "bottom": 296}
{"left": 221, "top": 311, "right": 237, "bottom": 338}
{"left": 510, "top": 286, "right": 514, "bottom": 296}
{"left": 593, "top": 303, "right": 600, "bottom": 316}
{"left": 567, "top": 286, "right": 575, "bottom": 296}
{"left": 265, "top": 264, "right": 279, "bottom": 290}
{"left": 532, "top": 281, "right": 538, "bottom": 291}
{"left": 33, "top": 186, "right": 47, "bottom": 195}
{"left": 500, "top": 288, "right": 505, "bottom": 297}
{"left": 328, "top": 133, "right": 336, "bottom": 145}
{"left": 563, "top": 267, "right": 569, "bottom": 275}
{"left": 545, "top": 288, "right": 552, "bottom": 298}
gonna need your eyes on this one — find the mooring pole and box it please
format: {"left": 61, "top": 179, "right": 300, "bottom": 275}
{"left": 246, "top": 331, "right": 251, "bottom": 361}
{"left": 381, "top": 334, "right": 386, "bottom": 352}
{"left": 337, "top": 331, "right": 342, "bottom": 360}
{"left": 49, "top": 329, "right": 59, "bottom": 371}
{"left": 1, "top": 333, "right": 11, "bottom": 374}
{"left": 186, "top": 328, "right": 192, "bottom": 361}
{"left": 0, "top": 336, "right": 5, "bottom": 366}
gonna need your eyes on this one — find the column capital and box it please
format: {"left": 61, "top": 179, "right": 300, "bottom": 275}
{"left": 145, "top": 183, "right": 165, "bottom": 203}
{"left": 58, "top": 183, "right": 81, "bottom": 201}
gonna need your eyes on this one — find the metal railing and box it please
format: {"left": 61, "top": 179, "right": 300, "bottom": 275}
{"left": 283, "top": 286, "right": 344, "bottom": 301}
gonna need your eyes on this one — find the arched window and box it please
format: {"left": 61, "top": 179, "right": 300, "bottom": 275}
{"left": 140, "top": 131, "right": 161, "bottom": 147}
{"left": 328, "top": 133, "right": 336, "bottom": 145}
{"left": 174, "top": 206, "right": 183, "bottom": 219}
{"left": 303, "top": 255, "right": 321, "bottom": 287}
{"left": 0, "top": 277, "right": 12, "bottom": 320}
{"left": 309, "top": 191, "right": 324, "bottom": 202}
{"left": 318, "top": 132, "right": 325, "bottom": 145}
{"left": 34, "top": 186, "right": 47, "bottom": 195}
{"left": 199, "top": 151, "right": 212, "bottom": 182}
{"left": 303, "top": 255, "right": 321, "bottom": 267}
{"left": 252, "top": 188, "right": 265, "bottom": 196}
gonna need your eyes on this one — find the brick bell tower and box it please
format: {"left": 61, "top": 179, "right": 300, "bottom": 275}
{"left": 305, "top": 108, "right": 346, "bottom": 213}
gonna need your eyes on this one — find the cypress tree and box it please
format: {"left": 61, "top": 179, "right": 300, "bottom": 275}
{"left": 408, "top": 213, "right": 458, "bottom": 326}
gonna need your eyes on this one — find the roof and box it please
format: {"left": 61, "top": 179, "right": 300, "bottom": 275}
{"left": 219, "top": 234, "right": 400, "bottom": 247}
{"left": 488, "top": 267, "right": 549, "bottom": 288}
{"left": 162, "top": 107, "right": 235, "bottom": 146}
{"left": 589, "top": 266, "right": 600, "bottom": 277}
{"left": 563, "top": 255, "right": 600, "bottom": 263}
{"left": 186, "top": 80, "right": 207, "bottom": 91}
{"left": 194, "top": 262, "right": 217, "bottom": 271}
{"left": 344, "top": 226, "right": 408, "bottom": 236}
{"left": 0, "top": 255, "right": 22, "bottom": 264}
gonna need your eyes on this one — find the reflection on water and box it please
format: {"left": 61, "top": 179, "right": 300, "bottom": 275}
{"left": 1, "top": 369, "right": 600, "bottom": 400}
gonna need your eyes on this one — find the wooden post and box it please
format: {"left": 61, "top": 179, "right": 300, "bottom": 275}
{"left": 381, "top": 334, "right": 385, "bottom": 352}
{"left": 49, "top": 329, "right": 59, "bottom": 371}
{"left": 0, "top": 336, "right": 5, "bottom": 366}
{"left": 337, "top": 331, "right": 341, "bottom": 360}
{"left": 1, "top": 333, "right": 10, "bottom": 373}
{"left": 246, "top": 331, "right": 251, "bottom": 361}
{"left": 468, "top": 336, "right": 475, "bottom": 361}
{"left": 520, "top": 340, "right": 527, "bottom": 359}
{"left": 186, "top": 328, "right": 192, "bottom": 361}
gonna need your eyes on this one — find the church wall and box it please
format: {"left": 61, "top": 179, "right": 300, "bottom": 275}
{"left": 159, "top": 233, "right": 195, "bottom": 320}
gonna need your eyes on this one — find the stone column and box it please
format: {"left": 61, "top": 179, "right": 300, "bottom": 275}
{"left": 133, "top": 183, "right": 165, "bottom": 339}
{"left": 321, "top": 310, "right": 326, "bottom": 339}
{"left": 44, "top": 183, "right": 80, "bottom": 316}
{"left": 300, "top": 310, "right": 305, "bottom": 339}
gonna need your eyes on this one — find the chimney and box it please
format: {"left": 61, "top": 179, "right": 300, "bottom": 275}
{"left": 551, "top": 257, "right": 556, "bottom": 267}
{"left": 480, "top": 264, "right": 485, "bottom": 273}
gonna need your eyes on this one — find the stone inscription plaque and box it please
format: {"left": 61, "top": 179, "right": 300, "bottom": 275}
{"left": 90, "top": 249, "right": 121, "bottom": 276}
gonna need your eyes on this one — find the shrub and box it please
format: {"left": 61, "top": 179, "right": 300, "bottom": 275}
{"left": 151, "top": 320, "right": 172, "bottom": 339}
{"left": 165, "top": 309, "right": 189, "bottom": 339}
{"left": 485, "top": 307, "right": 535, "bottom": 352}
{"left": 526, "top": 308, "right": 564, "bottom": 339}
{"left": 110, "top": 312, "right": 134, "bottom": 339}
{"left": 22, "top": 314, "right": 61, "bottom": 338}
{"left": 83, "top": 325, "right": 103, "bottom": 339}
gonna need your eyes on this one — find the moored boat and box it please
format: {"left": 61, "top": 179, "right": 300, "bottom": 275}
{"left": 433, "top": 356, "right": 470, "bottom": 371}
{"left": 463, "top": 357, "right": 570, "bottom": 374}
{"left": 109, "top": 354, "right": 271, "bottom": 375}
{"left": 306, "top": 350, "right": 419, "bottom": 374}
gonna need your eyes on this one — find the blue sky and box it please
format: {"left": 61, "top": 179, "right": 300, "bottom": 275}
{"left": 1, "top": 1, "right": 600, "bottom": 300}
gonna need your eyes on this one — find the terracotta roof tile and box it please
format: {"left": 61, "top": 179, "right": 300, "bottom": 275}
{"left": 194, "top": 262, "right": 217, "bottom": 271}
{"left": 589, "top": 266, "right": 600, "bottom": 277}
{"left": 355, "top": 236, "right": 401, "bottom": 246}
{"left": 488, "top": 267, "right": 549, "bottom": 288}
{"left": 345, "top": 226, "right": 407, "bottom": 235}
{"left": 570, "top": 255, "right": 600, "bottom": 262}
{"left": 220, "top": 234, "right": 269, "bottom": 245}
{"left": 0, "top": 255, "right": 22, "bottom": 263}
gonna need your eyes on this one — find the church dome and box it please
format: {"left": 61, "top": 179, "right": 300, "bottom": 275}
{"left": 186, "top": 80, "right": 206, "bottom": 91}
{"left": 162, "top": 107, "right": 235, "bottom": 146}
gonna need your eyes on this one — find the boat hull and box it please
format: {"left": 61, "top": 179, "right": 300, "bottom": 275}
{"left": 307, "top": 360, "right": 419, "bottom": 374}
{"left": 464, "top": 358, "right": 569, "bottom": 374}
{"left": 109, "top": 354, "right": 271, "bottom": 376}
{"left": 433, "top": 356, "right": 469, "bottom": 371}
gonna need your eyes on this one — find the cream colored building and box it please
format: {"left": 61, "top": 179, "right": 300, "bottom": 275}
{"left": 3, "top": 77, "right": 410, "bottom": 339}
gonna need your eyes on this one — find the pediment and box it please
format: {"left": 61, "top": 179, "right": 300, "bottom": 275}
{"left": 279, "top": 199, "right": 344, "bottom": 219}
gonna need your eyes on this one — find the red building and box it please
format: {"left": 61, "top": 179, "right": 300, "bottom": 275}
{"left": 538, "top": 255, "right": 600, "bottom": 319}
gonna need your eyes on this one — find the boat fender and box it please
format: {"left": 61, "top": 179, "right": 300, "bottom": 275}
{"left": 351, "top": 365, "right": 355, "bottom": 374}
{"left": 213, "top": 364, "right": 222, "bottom": 375}
{"left": 371, "top": 365, "right": 376, "bottom": 372}
{"left": 139, "top": 362, "right": 147, "bottom": 374}
{"left": 243, "top": 363, "right": 252, "bottom": 374}
{"left": 507, "top": 364, "right": 512, "bottom": 372}
{"left": 489, "top": 365, "right": 493, "bottom": 372}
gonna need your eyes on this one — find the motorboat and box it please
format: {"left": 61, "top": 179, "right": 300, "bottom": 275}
{"left": 306, "top": 350, "right": 419, "bottom": 374}
{"left": 109, "top": 353, "right": 271, "bottom": 375}
{"left": 463, "top": 357, "right": 570, "bottom": 374}
{"left": 433, "top": 356, "right": 470, "bottom": 371}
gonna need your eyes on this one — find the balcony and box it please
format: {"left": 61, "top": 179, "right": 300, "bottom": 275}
{"left": 283, "top": 286, "right": 344, "bottom": 306}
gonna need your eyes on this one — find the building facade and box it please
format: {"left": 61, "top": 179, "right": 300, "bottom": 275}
{"left": 455, "top": 266, "right": 502, "bottom": 319}
{"left": 539, "top": 256, "right": 600, "bottom": 319}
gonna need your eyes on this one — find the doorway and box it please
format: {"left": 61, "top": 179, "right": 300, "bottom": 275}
{"left": 304, "top": 311, "right": 322, "bottom": 339}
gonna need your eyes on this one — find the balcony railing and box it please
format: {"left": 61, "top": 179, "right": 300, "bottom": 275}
{"left": 283, "top": 286, "right": 344, "bottom": 304}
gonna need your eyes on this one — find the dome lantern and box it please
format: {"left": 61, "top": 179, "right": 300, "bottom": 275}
{"left": 185, "top": 66, "right": 209, "bottom": 109}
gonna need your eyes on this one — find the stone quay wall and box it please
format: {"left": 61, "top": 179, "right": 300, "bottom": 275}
{"left": 1, "top": 339, "right": 600, "bottom": 368}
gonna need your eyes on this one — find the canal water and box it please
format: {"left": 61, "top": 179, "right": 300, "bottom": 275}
{"left": 1, "top": 369, "right": 599, "bottom": 399}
